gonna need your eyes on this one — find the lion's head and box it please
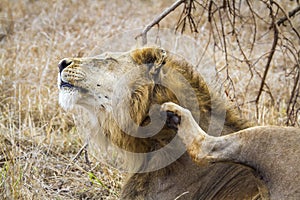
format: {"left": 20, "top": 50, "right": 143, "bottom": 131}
{"left": 58, "top": 47, "right": 171, "bottom": 120}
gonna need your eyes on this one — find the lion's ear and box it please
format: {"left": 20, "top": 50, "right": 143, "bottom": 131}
{"left": 131, "top": 47, "right": 167, "bottom": 76}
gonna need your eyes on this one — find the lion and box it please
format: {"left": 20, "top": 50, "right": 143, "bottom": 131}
{"left": 58, "top": 47, "right": 269, "bottom": 199}
{"left": 161, "top": 102, "right": 300, "bottom": 199}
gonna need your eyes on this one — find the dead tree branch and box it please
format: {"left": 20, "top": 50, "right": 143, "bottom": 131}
{"left": 273, "top": 1, "right": 300, "bottom": 40}
{"left": 287, "top": 65, "right": 300, "bottom": 125}
{"left": 135, "top": 0, "right": 186, "bottom": 45}
{"left": 175, "top": 0, "right": 199, "bottom": 33}
{"left": 255, "top": 2, "right": 279, "bottom": 105}
{"left": 277, "top": 5, "right": 300, "bottom": 26}
{"left": 137, "top": 0, "right": 300, "bottom": 125}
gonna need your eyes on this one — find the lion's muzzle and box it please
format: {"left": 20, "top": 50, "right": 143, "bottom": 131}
{"left": 58, "top": 58, "right": 87, "bottom": 89}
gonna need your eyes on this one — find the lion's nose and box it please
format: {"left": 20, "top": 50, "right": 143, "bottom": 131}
{"left": 58, "top": 59, "right": 72, "bottom": 73}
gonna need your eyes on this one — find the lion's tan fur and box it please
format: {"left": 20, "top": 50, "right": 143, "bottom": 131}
{"left": 58, "top": 47, "right": 268, "bottom": 199}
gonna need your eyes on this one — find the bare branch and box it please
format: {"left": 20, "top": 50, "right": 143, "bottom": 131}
{"left": 287, "top": 66, "right": 300, "bottom": 125}
{"left": 135, "top": 0, "right": 185, "bottom": 45}
{"left": 175, "top": 0, "right": 199, "bottom": 33}
{"left": 255, "top": 2, "right": 279, "bottom": 105}
{"left": 277, "top": 5, "right": 300, "bottom": 26}
{"left": 137, "top": 0, "right": 300, "bottom": 125}
{"left": 273, "top": 1, "right": 300, "bottom": 40}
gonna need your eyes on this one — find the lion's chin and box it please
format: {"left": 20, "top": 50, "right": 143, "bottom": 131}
{"left": 58, "top": 89, "right": 80, "bottom": 111}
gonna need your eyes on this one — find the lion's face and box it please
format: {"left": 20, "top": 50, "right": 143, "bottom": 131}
{"left": 58, "top": 51, "right": 148, "bottom": 112}
{"left": 58, "top": 48, "right": 168, "bottom": 114}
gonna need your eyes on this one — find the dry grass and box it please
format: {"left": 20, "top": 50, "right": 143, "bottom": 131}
{"left": 0, "top": 0, "right": 299, "bottom": 199}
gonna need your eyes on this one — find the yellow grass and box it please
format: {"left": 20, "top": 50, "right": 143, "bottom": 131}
{"left": 0, "top": 0, "right": 299, "bottom": 199}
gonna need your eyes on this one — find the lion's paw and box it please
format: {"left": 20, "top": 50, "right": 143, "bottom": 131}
{"left": 161, "top": 102, "right": 185, "bottom": 131}
{"left": 161, "top": 102, "right": 184, "bottom": 115}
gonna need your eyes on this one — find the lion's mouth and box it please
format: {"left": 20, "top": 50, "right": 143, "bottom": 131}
{"left": 60, "top": 80, "right": 75, "bottom": 88}
{"left": 59, "top": 79, "right": 89, "bottom": 94}
{"left": 60, "top": 80, "right": 74, "bottom": 88}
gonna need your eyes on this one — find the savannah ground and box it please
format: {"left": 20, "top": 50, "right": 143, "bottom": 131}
{"left": 0, "top": 0, "right": 299, "bottom": 199}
